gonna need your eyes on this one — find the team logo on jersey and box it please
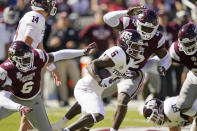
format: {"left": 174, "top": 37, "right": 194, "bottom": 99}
{"left": 16, "top": 72, "right": 23, "bottom": 79}
{"left": 191, "top": 56, "right": 197, "bottom": 62}
{"left": 4, "top": 61, "right": 12, "bottom": 66}
{"left": 18, "top": 72, "right": 35, "bottom": 83}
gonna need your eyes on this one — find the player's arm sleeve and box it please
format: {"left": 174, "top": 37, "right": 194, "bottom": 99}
{"left": 35, "top": 49, "right": 49, "bottom": 66}
{"left": 49, "top": 49, "right": 85, "bottom": 63}
{"left": 104, "top": 47, "right": 124, "bottom": 67}
{"left": 156, "top": 34, "right": 166, "bottom": 49}
{"left": 0, "top": 67, "right": 12, "bottom": 88}
{"left": 103, "top": 10, "right": 128, "bottom": 27}
{"left": 155, "top": 51, "right": 172, "bottom": 70}
{"left": 169, "top": 43, "right": 180, "bottom": 62}
{"left": 141, "top": 58, "right": 160, "bottom": 74}
{"left": 0, "top": 92, "right": 21, "bottom": 111}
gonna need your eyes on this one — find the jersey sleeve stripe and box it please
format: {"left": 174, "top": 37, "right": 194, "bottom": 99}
{"left": 157, "top": 35, "right": 165, "bottom": 48}
{"left": 122, "top": 17, "right": 130, "bottom": 29}
{"left": 169, "top": 43, "right": 180, "bottom": 62}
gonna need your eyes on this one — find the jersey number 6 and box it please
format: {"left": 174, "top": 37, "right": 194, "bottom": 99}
{"left": 21, "top": 81, "right": 34, "bottom": 94}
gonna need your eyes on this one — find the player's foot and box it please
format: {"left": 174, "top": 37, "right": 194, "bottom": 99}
{"left": 52, "top": 119, "right": 66, "bottom": 131}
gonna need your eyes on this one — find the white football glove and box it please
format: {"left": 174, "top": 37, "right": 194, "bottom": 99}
{"left": 99, "top": 76, "right": 114, "bottom": 88}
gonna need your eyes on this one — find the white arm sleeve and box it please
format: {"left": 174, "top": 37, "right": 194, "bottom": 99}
{"left": 169, "top": 43, "right": 180, "bottom": 61}
{"left": 156, "top": 52, "right": 172, "bottom": 70}
{"left": 52, "top": 49, "right": 85, "bottom": 62}
{"left": 141, "top": 52, "right": 172, "bottom": 74}
{"left": 141, "top": 59, "right": 160, "bottom": 74}
{"left": 0, "top": 91, "right": 21, "bottom": 111}
{"left": 103, "top": 10, "right": 128, "bottom": 27}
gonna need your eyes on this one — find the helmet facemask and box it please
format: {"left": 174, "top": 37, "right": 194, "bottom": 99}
{"left": 146, "top": 108, "right": 165, "bottom": 125}
{"left": 31, "top": 0, "right": 57, "bottom": 16}
{"left": 137, "top": 19, "right": 159, "bottom": 40}
{"left": 12, "top": 51, "right": 34, "bottom": 72}
{"left": 179, "top": 37, "right": 197, "bottom": 55}
{"left": 120, "top": 31, "right": 144, "bottom": 59}
{"left": 143, "top": 99, "right": 165, "bottom": 126}
{"left": 48, "top": 0, "right": 57, "bottom": 16}
{"left": 8, "top": 44, "right": 34, "bottom": 72}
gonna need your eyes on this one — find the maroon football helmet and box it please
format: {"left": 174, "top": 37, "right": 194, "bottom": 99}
{"left": 118, "top": 29, "right": 144, "bottom": 59}
{"left": 8, "top": 41, "right": 34, "bottom": 72}
{"left": 143, "top": 98, "right": 165, "bottom": 125}
{"left": 136, "top": 9, "right": 159, "bottom": 40}
{"left": 31, "top": 0, "right": 57, "bottom": 16}
{"left": 178, "top": 22, "right": 197, "bottom": 55}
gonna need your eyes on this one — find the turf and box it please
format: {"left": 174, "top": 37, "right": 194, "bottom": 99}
{"left": 0, "top": 108, "right": 153, "bottom": 131}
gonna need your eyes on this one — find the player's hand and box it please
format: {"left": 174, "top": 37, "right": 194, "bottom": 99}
{"left": 52, "top": 69, "right": 62, "bottom": 86}
{"left": 99, "top": 76, "right": 114, "bottom": 88}
{"left": 18, "top": 106, "right": 32, "bottom": 116}
{"left": 157, "top": 66, "right": 166, "bottom": 76}
{"left": 127, "top": 6, "right": 146, "bottom": 16}
{"left": 84, "top": 42, "right": 97, "bottom": 55}
{"left": 124, "top": 70, "right": 139, "bottom": 79}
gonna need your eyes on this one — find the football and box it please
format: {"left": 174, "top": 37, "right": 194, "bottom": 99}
{"left": 98, "top": 69, "right": 111, "bottom": 79}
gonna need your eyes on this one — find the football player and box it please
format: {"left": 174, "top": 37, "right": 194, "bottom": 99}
{"left": 169, "top": 22, "right": 197, "bottom": 130}
{"left": 0, "top": 41, "right": 96, "bottom": 131}
{"left": 102, "top": 7, "right": 172, "bottom": 131}
{"left": 58, "top": 29, "right": 145, "bottom": 131}
{"left": 52, "top": 7, "right": 172, "bottom": 131}
{"left": 143, "top": 97, "right": 195, "bottom": 131}
{"left": 13, "top": 0, "right": 59, "bottom": 130}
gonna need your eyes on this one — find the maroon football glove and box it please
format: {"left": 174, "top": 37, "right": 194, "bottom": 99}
{"left": 84, "top": 42, "right": 97, "bottom": 55}
{"left": 19, "top": 105, "right": 32, "bottom": 116}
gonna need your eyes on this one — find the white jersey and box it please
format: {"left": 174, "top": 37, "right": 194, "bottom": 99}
{"left": 13, "top": 11, "right": 45, "bottom": 48}
{"left": 78, "top": 46, "right": 132, "bottom": 95}
{"left": 164, "top": 96, "right": 193, "bottom": 127}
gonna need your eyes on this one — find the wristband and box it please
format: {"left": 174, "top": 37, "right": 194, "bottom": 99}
{"left": 47, "top": 63, "right": 56, "bottom": 71}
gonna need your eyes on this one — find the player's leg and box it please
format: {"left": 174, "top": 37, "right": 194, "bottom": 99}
{"left": 13, "top": 94, "right": 53, "bottom": 131}
{"left": 64, "top": 113, "right": 104, "bottom": 131}
{"left": 177, "top": 71, "right": 197, "bottom": 117}
{"left": 64, "top": 82, "right": 105, "bottom": 131}
{"left": 0, "top": 91, "right": 19, "bottom": 119}
{"left": 111, "top": 71, "right": 144, "bottom": 131}
{"left": 52, "top": 101, "right": 81, "bottom": 130}
{"left": 18, "top": 115, "right": 33, "bottom": 131}
{"left": 111, "top": 92, "right": 130, "bottom": 130}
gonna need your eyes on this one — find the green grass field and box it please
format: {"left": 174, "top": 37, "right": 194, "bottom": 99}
{"left": 0, "top": 108, "right": 153, "bottom": 131}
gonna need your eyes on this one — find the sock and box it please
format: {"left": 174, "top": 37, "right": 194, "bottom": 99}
{"left": 110, "top": 128, "right": 118, "bottom": 131}
{"left": 63, "top": 128, "right": 70, "bottom": 131}
{"left": 63, "top": 116, "right": 69, "bottom": 122}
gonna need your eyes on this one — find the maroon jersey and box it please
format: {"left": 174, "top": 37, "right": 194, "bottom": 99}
{"left": 169, "top": 41, "right": 197, "bottom": 73}
{"left": 0, "top": 49, "right": 48, "bottom": 100}
{"left": 120, "top": 17, "right": 166, "bottom": 70}
{"left": 79, "top": 23, "right": 116, "bottom": 51}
